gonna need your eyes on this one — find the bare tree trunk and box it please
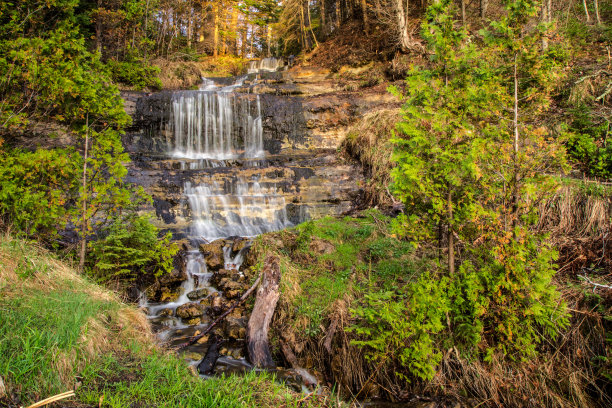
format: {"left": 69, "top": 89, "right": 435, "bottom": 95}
{"left": 461, "top": 0, "right": 466, "bottom": 26}
{"left": 447, "top": 190, "right": 454, "bottom": 274}
{"left": 242, "top": 17, "right": 248, "bottom": 57}
{"left": 480, "top": 0, "right": 487, "bottom": 19}
{"left": 187, "top": 1, "right": 193, "bottom": 48}
{"left": 594, "top": 0, "right": 601, "bottom": 25}
{"left": 213, "top": 3, "right": 219, "bottom": 57}
{"left": 583, "top": 0, "right": 592, "bottom": 23}
{"left": 321, "top": 0, "right": 327, "bottom": 37}
{"left": 336, "top": 0, "right": 341, "bottom": 31}
{"left": 232, "top": 8, "right": 239, "bottom": 55}
{"left": 79, "top": 114, "right": 89, "bottom": 274}
{"left": 395, "top": 0, "right": 412, "bottom": 52}
{"left": 361, "top": 0, "right": 369, "bottom": 34}
{"left": 267, "top": 26, "right": 272, "bottom": 56}
{"left": 247, "top": 256, "right": 281, "bottom": 368}
{"left": 512, "top": 54, "right": 519, "bottom": 229}
{"left": 306, "top": 0, "right": 319, "bottom": 48}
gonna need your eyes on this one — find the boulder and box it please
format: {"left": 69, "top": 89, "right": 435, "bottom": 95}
{"left": 210, "top": 269, "right": 241, "bottom": 286}
{"left": 159, "top": 287, "right": 183, "bottom": 303}
{"left": 232, "top": 237, "right": 250, "bottom": 253}
{"left": 186, "top": 288, "right": 211, "bottom": 301}
{"left": 159, "top": 267, "right": 188, "bottom": 286}
{"left": 176, "top": 302, "right": 203, "bottom": 319}
{"left": 157, "top": 308, "right": 174, "bottom": 317}
{"left": 199, "top": 240, "right": 226, "bottom": 270}
{"left": 224, "top": 316, "right": 247, "bottom": 340}
{"left": 217, "top": 278, "right": 246, "bottom": 300}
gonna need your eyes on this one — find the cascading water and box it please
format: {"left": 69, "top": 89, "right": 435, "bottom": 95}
{"left": 144, "top": 74, "right": 298, "bottom": 376}
{"left": 170, "top": 78, "right": 264, "bottom": 160}
{"left": 185, "top": 178, "right": 291, "bottom": 242}
{"left": 247, "top": 57, "right": 284, "bottom": 73}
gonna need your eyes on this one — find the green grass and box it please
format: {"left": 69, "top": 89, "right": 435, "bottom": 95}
{"left": 251, "top": 210, "right": 431, "bottom": 337}
{"left": 0, "top": 235, "right": 338, "bottom": 408}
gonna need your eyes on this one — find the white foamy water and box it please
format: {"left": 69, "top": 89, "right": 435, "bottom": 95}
{"left": 169, "top": 77, "right": 264, "bottom": 160}
{"left": 184, "top": 179, "right": 291, "bottom": 242}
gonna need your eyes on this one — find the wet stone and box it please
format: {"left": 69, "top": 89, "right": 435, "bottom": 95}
{"left": 157, "top": 308, "right": 174, "bottom": 317}
{"left": 175, "top": 302, "right": 203, "bottom": 319}
{"left": 186, "top": 288, "right": 211, "bottom": 300}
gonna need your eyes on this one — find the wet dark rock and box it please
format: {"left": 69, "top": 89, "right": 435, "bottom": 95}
{"left": 231, "top": 237, "right": 250, "bottom": 253}
{"left": 199, "top": 240, "right": 225, "bottom": 270}
{"left": 159, "top": 268, "right": 188, "bottom": 287}
{"left": 224, "top": 316, "right": 247, "bottom": 340}
{"left": 157, "top": 308, "right": 174, "bottom": 317}
{"left": 159, "top": 287, "right": 183, "bottom": 302}
{"left": 176, "top": 302, "right": 204, "bottom": 319}
{"left": 210, "top": 269, "right": 241, "bottom": 286}
{"left": 186, "top": 288, "right": 211, "bottom": 301}
{"left": 217, "top": 278, "right": 246, "bottom": 300}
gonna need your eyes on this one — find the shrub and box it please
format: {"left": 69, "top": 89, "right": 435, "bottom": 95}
{"left": 107, "top": 58, "right": 162, "bottom": 90}
{"left": 88, "top": 215, "right": 178, "bottom": 283}
{"left": 0, "top": 148, "right": 79, "bottom": 242}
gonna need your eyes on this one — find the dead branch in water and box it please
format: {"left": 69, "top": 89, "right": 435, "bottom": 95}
{"left": 176, "top": 275, "right": 261, "bottom": 350}
{"left": 247, "top": 255, "right": 281, "bottom": 368}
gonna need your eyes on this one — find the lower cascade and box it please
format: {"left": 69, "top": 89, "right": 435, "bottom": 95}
{"left": 185, "top": 178, "right": 292, "bottom": 241}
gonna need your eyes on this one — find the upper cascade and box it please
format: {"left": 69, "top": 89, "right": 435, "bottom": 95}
{"left": 169, "top": 77, "right": 264, "bottom": 161}
{"left": 247, "top": 57, "right": 285, "bottom": 73}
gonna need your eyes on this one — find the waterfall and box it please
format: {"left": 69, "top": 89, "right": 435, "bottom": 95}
{"left": 169, "top": 78, "right": 264, "bottom": 160}
{"left": 247, "top": 57, "right": 284, "bottom": 73}
{"left": 184, "top": 178, "right": 291, "bottom": 241}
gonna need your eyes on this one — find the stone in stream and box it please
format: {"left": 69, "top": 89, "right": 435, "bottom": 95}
{"left": 199, "top": 240, "right": 225, "bottom": 270}
{"left": 175, "top": 302, "right": 203, "bottom": 319}
{"left": 217, "top": 278, "right": 247, "bottom": 300}
{"left": 157, "top": 308, "right": 174, "bottom": 317}
{"left": 210, "top": 269, "right": 241, "bottom": 286}
{"left": 224, "top": 316, "right": 247, "bottom": 340}
{"left": 186, "top": 288, "right": 211, "bottom": 301}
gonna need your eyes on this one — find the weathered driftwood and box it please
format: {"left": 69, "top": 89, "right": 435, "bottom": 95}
{"left": 247, "top": 255, "right": 280, "bottom": 368}
{"left": 197, "top": 335, "right": 224, "bottom": 375}
{"left": 323, "top": 314, "right": 339, "bottom": 354}
{"left": 176, "top": 275, "right": 261, "bottom": 350}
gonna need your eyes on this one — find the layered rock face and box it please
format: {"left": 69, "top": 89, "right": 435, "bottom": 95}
{"left": 122, "top": 66, "right": 395, "bottom": 237}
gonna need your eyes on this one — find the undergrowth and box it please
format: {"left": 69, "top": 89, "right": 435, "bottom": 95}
{"left": 248, "top": 209, "right": 611, "bottom": 407}
{"left": 0, "top": 234, "right": 339, "bottom": 408}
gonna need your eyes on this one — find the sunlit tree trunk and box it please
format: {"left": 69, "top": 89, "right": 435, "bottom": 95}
{"left": 583, "top": 0, "right": 592, "bottom": 23}
{"left": 480, "top": 0, "right": 487, "bottom": 19}
{"left": 395, "top": 0, "right": 412, "bottom": 51}
{"left": 361, "top": 0, "right": 369, "bottom": 33}
{"left": 336, "top": 0, "right": 341, "bottom": 31}
{"left": 231, "top": 8, "right": 239, "bottom": 55}
{"left": 321, "top": 0, "right": 327, "bottom": 37}
{"left": 594, "top": 0, "right": 601, "bottom": 25}
{"left": 213, "top": 3, "right": 219, "bottom": 57}
{"left": 79, "top": 114, "right": 89, "bottom": 274}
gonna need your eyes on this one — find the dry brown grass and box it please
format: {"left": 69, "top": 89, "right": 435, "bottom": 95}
{"left": 0, "top": 233, "right": 156, "bottom": 395}
{"left": 152, "top": 58, "right": 203, "bottom": 90}
{"left": 342, "top": 109, "right": 401, "bottom": 210}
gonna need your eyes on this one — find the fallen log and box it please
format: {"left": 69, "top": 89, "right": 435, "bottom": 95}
{"left": 197, "top": 335, "right": 224, "bottom": 375}
{"left": 176, "top": 275, "right": 261, "bottom": 350}
{"left": 247, "top": 255, "right": 280, "bottom": 368}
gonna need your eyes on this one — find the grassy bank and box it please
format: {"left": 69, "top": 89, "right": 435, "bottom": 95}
{"left": 247, "top": 209, "right": 611, "bottom": 407}
{"left": 0, "top": 234, "right": 337, "bottom": 408}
